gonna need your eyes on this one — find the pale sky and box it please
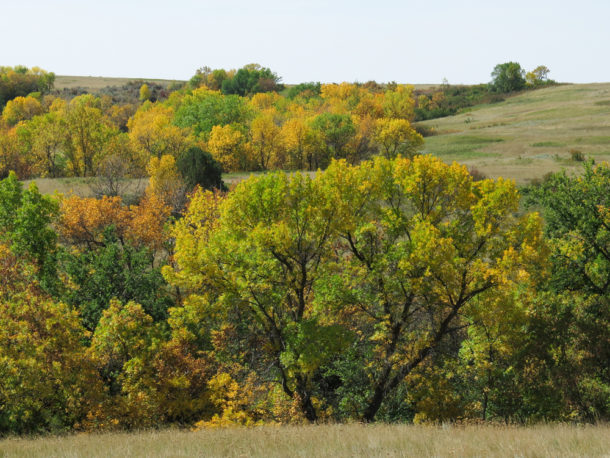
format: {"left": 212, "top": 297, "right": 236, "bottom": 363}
{"left": 1, "top": 0, "right": 608, "bottom": 84}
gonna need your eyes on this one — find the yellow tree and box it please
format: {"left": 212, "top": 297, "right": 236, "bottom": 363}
{"left": 206, "top": 124, "right": 250, "bottom": 172}
{"left": 16, "top": 112, "right": 66, "bottom": 177}
{"left": 280, "top": 117, "right": 313, "bottom": 170}
{"left": 373, "top": 117, "right": 423, "bottom": 158}
{"left": 0, "top": 244, "right": 104, "bottom": 433}
{"left": 324, "top": 155, "right": 546, "bottom": 421}
{"left": 250, "top": 110, "right": 283, "bottom": 170}
{"left": 63, "top": 95, "right": 114, "bottom": 177}
{"left": 127, "top": 103, "right": 193, "bottom": 160}
{"left": 2, "top": 95, "right": 44, "bottom": 126}
{"left": 139, "top": 83, "right": 152, "bottom": 102}
{"left": 0, "top": 127, "right": 31, "bottom": 178}
{"left": 383, "top": 84, "right": 416, "bottom": 120}
{"left": 146, "top": 154, "right": 188, "bottom": 214}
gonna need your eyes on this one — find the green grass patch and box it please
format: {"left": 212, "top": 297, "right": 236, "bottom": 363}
{"left": 425, "top": 135, "right": 504, "bottom": 160}
{"left": 574, "top": 136, "right": 610, "bottom": 145}
{"left": 446, "top": 135, "right": 504, "bottom": 145}
{"left": 531, "top": 141, "right": 566, "bottom": 147}
{"left": 594, "top": 100, "right": 610, "bottom": 106}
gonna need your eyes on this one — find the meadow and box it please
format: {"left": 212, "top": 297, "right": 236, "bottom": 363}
{"left": 1, "top": 424, "right": 608, "bottom": 457}
{"left": 419, "top": 83, "right": 610, "bottom": 184}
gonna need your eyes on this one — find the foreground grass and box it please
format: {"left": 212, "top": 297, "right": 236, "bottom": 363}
{"left": 419, "top": 83, "right": 610, "bottom": 184}
{"left": 1, "top": 424, "right": 608, "bottom": 457}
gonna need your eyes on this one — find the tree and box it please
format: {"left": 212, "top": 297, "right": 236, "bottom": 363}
{"left": 165, "top": 174, "right": 350, "bottom": 422}
{"left": 2, "top": 95, "right": 43, "bottom": 126}
{"left": 0, "top": 66, "right": 55, "bottom": 108}
{"left": 139, "top": 84, "right": 151, "bottom": 102}
{"left": 146, "top": 154, "right": 189, "bottom": 214}
{"left": 177, "top": 146, "right": 226, "bottom": 191}
{"left": 0, "top": 245, "right": 102, "bottom": 434}
{"left": 383, "top": 85, "right": 416, "bottom": 120}
{"left": 0, "top": 172, "right": 59, "bottom": 292}
{"left": 373, "top": 118, "right": 423, "bottom": 158}
{"left": 16, "top": 112, "right": 66, "bottom": 177}
{"left": 63, "top": 95, "right": 114, "bottom": 176}
{"left": 165, "top": 155, "right": 544, "bottom": 423}
{"left": 57, "top": 194, "right": 173, "bottom": 330}
{"left": 310, "top": 113, "right": 356, "bottom": 166}
{"left": 491, "top": 62, "right": 526, "bottom": 93}
{"left": 206, "top": 124, "right": 250, "bottom": 172}
{"left": 526, "top": 65, "right": 551, "bottom": 87}
{"left": 323, "top": 155, "right": 545, "bottom": 421}
{"left": 221, "top": 65, "right": 283, "bottom": 96}
{"left": 174, "top": 88, "right": 251, "bottom": 139}
{"left": 127, "top": 103, "right": 193, "bottom": 160}
{"left": 527, "top": 162, "right": 610, "bottom": 420}
{"left": 250, "top": 111, "right": 283, "bottom": 170}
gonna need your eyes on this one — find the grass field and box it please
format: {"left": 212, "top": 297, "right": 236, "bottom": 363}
{"left": 54, "top": 75, "right": 184, "bottom": 90}
{"left": 0, "top": 424, "right": 608, "bottom": 457}
{"left": 418, "top": 83, "right": 610, "bottom": 184}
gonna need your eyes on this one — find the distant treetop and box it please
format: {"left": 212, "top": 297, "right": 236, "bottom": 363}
{"left": 0, "top": 66, "right": 55, "bottom": 108}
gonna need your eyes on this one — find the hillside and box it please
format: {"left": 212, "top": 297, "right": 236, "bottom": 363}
{"left": 418, "top": 83, "right": 610, "bottom": 184}
{"left": 54, "top": 75, "right": 183, "bottom": 90}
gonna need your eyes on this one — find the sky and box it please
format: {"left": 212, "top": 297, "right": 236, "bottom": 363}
{"left": 1, "top": 0, "right": 609, "bottom": 84}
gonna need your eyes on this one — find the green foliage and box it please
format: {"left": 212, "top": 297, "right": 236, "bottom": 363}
{"left": 286, "top": 82, "right": 322, "bottom": 99}
{"left": 491, "top": 62, "right": 526, "bottom": 93}
{"left": 221, "top": 64, "right": 283, "bottom": 96}
{"left": 310, "top": 113, "right": 356, "bottom": 165}
{"left": 174, "top": 89, "right": 251, "bottom": 138}
{"left": 525, "top": 162, "right": 610, "bottom": 421}
{"left": 0, "top": 172, "right": 58, "bottom": 291}
{"left": 414, "top": 84, "right": 500, "bottom": 121}
{"left": 177, "top": 146, "right": 226, "bottom": 191}
{"left": 60, "top": 226, "right": 174, "bottom": 331}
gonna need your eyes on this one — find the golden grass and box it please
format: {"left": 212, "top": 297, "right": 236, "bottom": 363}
{"left": 419, "top": 83, "right": 610, "bottom": 184}
{"left": 1, "top": 424, "right": 608, "bottom": 457}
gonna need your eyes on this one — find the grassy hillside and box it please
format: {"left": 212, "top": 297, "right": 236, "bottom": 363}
{"left": 1, "top": 424, "right": 608, "bottom": 457}
{"left": 54, "top": 75, "right": 183, "bottom": 91}
{"left": 419, "top": 83, "right": 610, "bottom": 184}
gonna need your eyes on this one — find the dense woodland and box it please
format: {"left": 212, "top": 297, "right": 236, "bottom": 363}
{"left": 0, "top": 64, "right": 607, "bottom": 435}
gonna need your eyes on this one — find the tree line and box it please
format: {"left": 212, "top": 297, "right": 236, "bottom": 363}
{"left": 0, "top": 65, "right": 423, "bottom": 185}
{"left": 0, "top": 155, "right": 608, "bottom": 434}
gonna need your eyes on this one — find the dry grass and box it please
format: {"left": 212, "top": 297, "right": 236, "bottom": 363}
{"left": 419, "top": 83, "right": 610, "bottom": 184}
{"left": 22, "top": 177, "right": 148, "bottom": 198}
{"left": 0, "top": 424, "right": 608, "bottom": 457}
{"left": 54, "top": 75, "right": 183, "bottom": 91}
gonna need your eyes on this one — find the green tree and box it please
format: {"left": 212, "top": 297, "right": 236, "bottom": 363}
{"left": 60, "top": 226, "right": 174, "bottom": 331}
{"left": 527, "top": 162, "right": 610, "bottom": 420}
{"left": 0, "top": 172, "right": 59, "bottom": 292}
{"left": 174, "top": 88, "right": 251, "bottom": 139}
{"left": 491, "top": 62, "right": 526, "bottom": 93}
{"left": 177, "top": 146, "right": 226, "bottom": 191}
{"left": 310, "top": 113, "right": 356, "bottom": 166}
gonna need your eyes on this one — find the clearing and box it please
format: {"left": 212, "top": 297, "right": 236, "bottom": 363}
{"left": 418, "top": 83, "right": 610, "bottom": 184}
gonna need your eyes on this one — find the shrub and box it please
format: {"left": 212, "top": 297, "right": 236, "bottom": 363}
{"left": 569, "top": 149, "right": 585, "bottom": 162}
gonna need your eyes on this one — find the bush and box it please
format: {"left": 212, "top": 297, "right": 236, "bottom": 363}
{"left": 570, "top": 149, "right": 585, "bottom": 162}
